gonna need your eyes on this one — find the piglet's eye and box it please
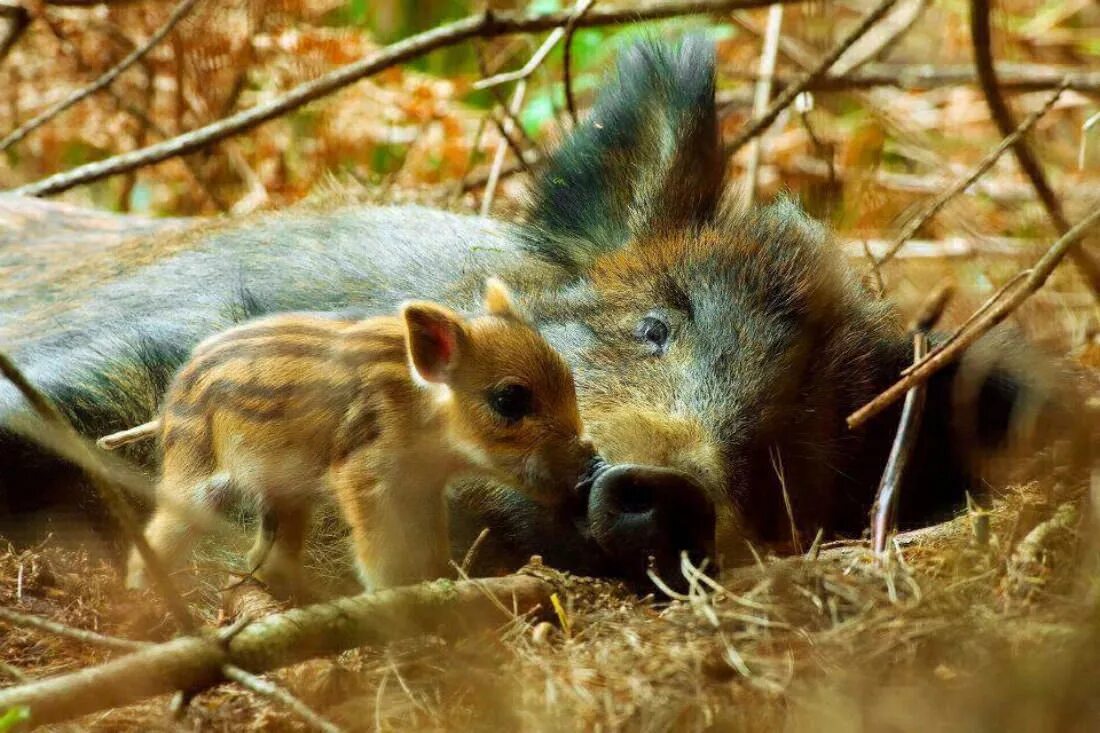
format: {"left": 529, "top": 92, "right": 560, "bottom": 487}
{"left": 488, "top": 383, "right": 533, "bottom": 423}
{"left": 634, "top": 314, "right": 671, "bottom": 354}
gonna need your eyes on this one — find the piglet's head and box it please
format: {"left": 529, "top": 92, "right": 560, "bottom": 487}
{"left": 402, "top": 278, "right": 595, "bottom": 506}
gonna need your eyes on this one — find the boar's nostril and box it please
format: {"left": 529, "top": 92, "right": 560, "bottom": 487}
{"left": 585, "top": 464, "right": 716, "bottom": 593}
{"left": 608, "top": 477, "right": 655, "bottom": 515}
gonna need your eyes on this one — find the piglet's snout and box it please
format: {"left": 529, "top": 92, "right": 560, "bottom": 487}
{"left": 585, "top": 463, "right": 716, "bottom": 592}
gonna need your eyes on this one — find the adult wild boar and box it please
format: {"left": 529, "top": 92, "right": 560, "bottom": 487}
{"left": 0, "top": 38, "right": 1054, "bottom": 590}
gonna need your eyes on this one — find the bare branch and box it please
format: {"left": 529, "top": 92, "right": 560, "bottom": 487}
{"left": 875, "top": 81, "right": 1070, "bottom": 266}
{"left": 474, "top": 28, "right": 565, "bottom": 91}
{"left": 718, "top": 63, "right": 1100, "bottom": 95}
{"left": 0, "top": 0, "right": 29, "bottom": 64}
{"left": 563, "top": 0, "right": 597, "bottom": 125}
{"left": 0, "top": 607, "right": 146, "bottom": 653}
{"left": 869, "top": 283, "right": 950, "bottom": 556}
{"left": 481, "top": 80, "right": 527, "bottom": 217}
{"left": 725, "top": 0, "right": 900, "bottom": 160}
{"left": 900, "top": 269, "right": 1030, "bottom": 377}
{"left": 0, "top": 0, "right": 201, "bottom": 152}
{"left": 222, "top": 664, "right": 343, "bottom": 733}
{"left": 970, "top": 0, "right": 1100, "bottom": 299}
{"left": 34, "top": 16, "right": 227, "bottom": 211}
{"left": 739, "top": 3, "right": 784, "bottom": 211}
{"left": 0, "top": 574, "right": 554, "bottom": 728}
{"left": 475, "top": 0, "right": 596, "bottom": 215}
{"left": 847, "top": 202, "right": 1100, "bottom": 429}
{"left": 0, "top": 352, "right": 197, "bottom": 632}
{"left": 11, "top": 0, "right": 800, "bottom": 197}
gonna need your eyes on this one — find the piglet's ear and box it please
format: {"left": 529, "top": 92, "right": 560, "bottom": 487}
{"left": 402, "top": 302, "right": 466, "bottom": 384}
{"left": 483, "top": 277, "right": 522, "bottom": 319}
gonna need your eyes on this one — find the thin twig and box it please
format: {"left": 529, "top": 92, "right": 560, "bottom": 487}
{"left": 0, "top": 352, "right": 197, "bottom": 632}
{"left": 0, "top": 0, "right": 29, "bottom": 64}
{"left": 563, "top": 0, "right": 596, "bottom": 125}
{"left": 0, "top": 660, "right": 28, "bottom": 682}
{"left": 0, "top": 0, "right": 200, "bottom": 152}
{"left": 0, "top": 607, "right": 146, "bottom": 652}
{"left": 476, "top": 0, "right": 594, "bottom": 215}
{"left": 718, "top": 63, "right": 1100, "bottom": 95}
{"left": 222, "top": 664, "right": 343, "bottom": 733}
{"left": 42, "top": 18, "right": 226, "bottom": 211}
{"left": 901, "top": 269, "right": 1030, "bottom": 376}
{"left": 12, "top": 0, "right": 796, "bottom": 197}
{"left": 473, "top": 40, "right": 542, "bottom": 154}
{"left": 460, "top": 527, "right": 492, "bottom": 574}
{"left": 876, "top": 81, "right": 1070, "bottom": 266}
{"left": 971, "top": 0, "right": 1100, "bottom": 299}
{"left": 769, "top": 447, "right": 802, "bottom": 554}
{"left": 869, "top": 283, "right": 950, "bottom": 556}
{"left": 481, "top": 79, "right": 527, "bottom": 217}
{"left": 739, "top": 3, "right": 784, "bottom": 210}
{"left": 847, "top": 203, "right": 1100, "bottom": 429}
{"left": 861, "top": 239, "right": 886, "bottom": 298}
{"left": 451, "top": 111, "right": 490, "bottom": 206}
{"left": 725, "top": 0, "right": 900, "bottom": 159}
{"left": 474, "top": 28, "right": 566, "bottom": 90}
{"left": 797, "top": 102, "right": 836, "bottom": 210}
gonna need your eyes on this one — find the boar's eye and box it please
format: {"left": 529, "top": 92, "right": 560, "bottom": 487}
{"left": 634, "top": 313, "right": 671, "bottom": 355}
{"left": 488, "top": 382, "right": 534, "bottom": 423}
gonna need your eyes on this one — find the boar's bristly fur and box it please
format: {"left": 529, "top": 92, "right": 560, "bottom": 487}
{"left": 0, "top": 38, "right": 1072, "bottom": 590}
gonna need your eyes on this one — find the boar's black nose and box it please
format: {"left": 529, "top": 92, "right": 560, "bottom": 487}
{"left": 586, "top": 464, "right": 716, "bottom": 593}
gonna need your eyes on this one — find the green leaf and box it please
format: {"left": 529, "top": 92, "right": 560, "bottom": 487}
{"left": 0, "top": 707, "right": 30, "bottom": 733}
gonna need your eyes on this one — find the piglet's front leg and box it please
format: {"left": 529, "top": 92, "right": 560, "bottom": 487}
{"left": 328, "top": 453, "right": 453, "bottom": 592}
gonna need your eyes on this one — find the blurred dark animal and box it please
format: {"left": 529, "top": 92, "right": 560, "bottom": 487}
{"left": 0, "top": 38, "right": 1062, "bottom": 591}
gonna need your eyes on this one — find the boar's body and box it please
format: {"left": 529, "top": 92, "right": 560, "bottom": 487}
{"left": 0, "top": 39, "right": 1036, "bottom": 587}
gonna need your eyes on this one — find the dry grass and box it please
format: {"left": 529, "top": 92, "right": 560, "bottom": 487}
{"left": 2, "top": 471, "right": 1098, "bottom": 731}
{"left": 3, "top": 1, "right": 1100, "bottom": 730}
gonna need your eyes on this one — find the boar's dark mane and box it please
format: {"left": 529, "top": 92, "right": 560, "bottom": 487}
{"left": 524, "top": 35, "right": 725, "bottom": 273}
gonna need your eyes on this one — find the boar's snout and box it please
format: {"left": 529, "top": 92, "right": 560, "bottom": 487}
{"left": 581, "top": 463, "right": 716, "bottom": 593}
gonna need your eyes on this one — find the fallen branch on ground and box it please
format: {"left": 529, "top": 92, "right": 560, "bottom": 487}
{"left": 221, "top": 664, "right": 343, "bottom": 733}
{"left": 0, "top": 573, "right": 554, "bottom": 728}
{"left": 847, "top": 202, "right": 1100, "bottom": 429}
{"left": 11, "top": 0, "right": 800, "bottom": 197}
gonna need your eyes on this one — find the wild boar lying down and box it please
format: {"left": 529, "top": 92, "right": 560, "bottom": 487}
{"left": 0, "top": 37, "right": 1071, "bottom": 592}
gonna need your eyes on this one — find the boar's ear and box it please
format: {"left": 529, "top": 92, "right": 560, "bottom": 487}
{"left": 402, "top": 302, "right": 468, "bottom": 385}
{"left": 482, "top": 277, "right": 523, "bottom": 319}
{"left": 523, "top": 35, "right": 725, "bottom": 275}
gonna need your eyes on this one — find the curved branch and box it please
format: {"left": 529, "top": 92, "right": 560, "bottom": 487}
{"left": 970, "top": 0, "right": 1100, "bottom": 298}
